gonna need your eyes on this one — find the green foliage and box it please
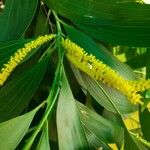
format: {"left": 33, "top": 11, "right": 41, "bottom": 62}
{"left": 45, "top": 0, "right": 150, "bottom": 46}
{"left": 139, "top": 108, "right": 150, "bottom": 141}
{"left": 0, "top": 0, "right": 150, "bottom": 149}
{"left": 57, "top": 69, "right": 89, "bottom": 149}
{"left": 0, "top": 103, "right": 43, "bottom": 150}
{"left": 0, "top": 56, "right": 49, "bottom": 122}
{"left": 0, "top": 0, "right": 38, "bottom": 41}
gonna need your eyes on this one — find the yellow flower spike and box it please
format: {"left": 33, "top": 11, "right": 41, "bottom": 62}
{"left": 130, "top": 80, "right": 150, "bottom": 92}
{"left": 61, "top": 38, "right": 143, "bottom": 105}
{"left": 0, "top": 34, "right": 56, "bottom": 86}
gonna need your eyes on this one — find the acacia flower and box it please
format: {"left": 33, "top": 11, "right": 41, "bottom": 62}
{"left": 61, "top": 38, "right": 143, "bottom": 105}
{"left": 130, "top": 80, "right": 150, "bottom": 92}
{"left": 0, "top": 34, "right": 56, "bottom": 86}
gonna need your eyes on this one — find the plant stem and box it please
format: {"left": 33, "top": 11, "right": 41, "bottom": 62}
{"left": 52, "top": 10, "right": 63, "bottom": 60}
{"left": 23, "top": 62, "right": 63, "bottom": 150}
{"left": 23, "top": 11, "right": 64, "bottom": 150}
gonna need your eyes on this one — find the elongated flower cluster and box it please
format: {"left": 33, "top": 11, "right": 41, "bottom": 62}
{"left": 130, "top": 80, "right": 150, "bottom": 92}
{"left": 0, "top": 34, "right": 56, "bottom": 86}
{"left": 61, "top": 38, "right": 143, "bottom": 105}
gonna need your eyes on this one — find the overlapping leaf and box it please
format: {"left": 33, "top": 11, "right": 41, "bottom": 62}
{"left": 0, "top": 104, "right": 42, "bottom": 150}
{"left": 0, "top": 56, "right": 49, "bottom": 122}
{"left": 36, "top": 121, "right": 51, "bottom": 150}
{"left": 82, "top": 73, "right": 137, "bottom": 114}
{"left": 139, "top": 108, "right": 150, "bottom": 141}
{"left": 63, "top": 24, "right": 136, "bottom": 80}
{"left": 83, "top": 127, "right": 112, "bottom": 150}
{"left": 78, "top": 102, "right": 123, "bottom": 147}
{"left": 46, "top": 0, "right": 150, "bottom": 46}
{"left": 56, "top": 69, "right": 89, "bottom": 149}
{"left": 0, "top": 0, "right": 38, "bottom": 42}
{"left": 35, "top": 6, "right": 50, "bottom": 36}
{"left": 124, "top": 129, "right": 148, "bottom": 150}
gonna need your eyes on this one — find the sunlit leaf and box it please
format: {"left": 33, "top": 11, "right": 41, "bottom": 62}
{"left": 36, "top": 121, "right": 51, "bottom": 150}
{"left": 83, "top": 126, "right": 112, "bottom": 150}
{"left": 0, "top": 104, "right": 42, "bottom": 150}
{"left": 78, "top": 102, "right": 123, "bottom": 145}
{"left": 71, "top": 65, "right": 137, "bottom": 114}
{"left": 56, "top": 68, "right": 89, "bottom": 149}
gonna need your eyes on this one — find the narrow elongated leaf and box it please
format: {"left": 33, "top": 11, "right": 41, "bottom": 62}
{"left": 46, "top": 0, "right": 150, "bottom": 46}
{"left": 77, "top": 23, "right": 150, "bottom": 47}
{"left": 36, "top": 121, "right": 50, "bottom": 150}
{"left": 56, "top": 69, "right": 89, "bottom": 150}
{"left": 0, "top": 0, "right": 38, "bottom": 41}
{"left": 84, "top": 126, "right": 111, "bottom": 150}
{"left": 0, "top": 56, "right": 49, "bottom": 122}
{"left": 77, "top": 102, "right": 123, "bottom": 145}
{"left": 124, "top": 130, "right": 148, "bottom": 150}
{"left": 35, "top": 6, "right": 50, "bottom": 36}
{"left": 71, "top": 65, "right": 137, "bottom": 114}
{"left": 139, "top": 108, "right": 150, "bottom": 141}
{"left": 45, "top": 0, "right": 150, "bottom": 26}
{"left": 0, "top": 105, "right": 41, "bottom": 150}
{"left": 83, "top": 74, "right": 137, "bottom": 114}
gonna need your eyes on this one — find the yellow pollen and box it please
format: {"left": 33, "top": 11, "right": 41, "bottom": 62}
{"left": 61, "top": 38, "right": 143, "bottom": 105}
{"left": 0, "top": 34, "right": 56, "bottom": 86}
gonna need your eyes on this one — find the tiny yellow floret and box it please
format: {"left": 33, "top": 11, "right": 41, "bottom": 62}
{"left": 61, "top": 38, "right": 143, "bottom": 105}
{"left": 130, "top": 80, "right": 150, "bottom": 92}
{"left": 0, "top": 34, "right": 56, "bottom": 86}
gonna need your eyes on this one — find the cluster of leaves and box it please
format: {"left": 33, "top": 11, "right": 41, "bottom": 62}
{"left": 0, "top": 0, "right": 150, "bottom": 149}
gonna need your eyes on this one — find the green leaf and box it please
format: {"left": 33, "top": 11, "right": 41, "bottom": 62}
{"left": 126, "top": 49, "right": 150, "bottom": 69}
{"left": 77, "top": 23, "right": 150, "bottom": 47}
{"left": 45, "top": 0, "right": 150, "bottom": 26}
{"left": 63, "top": 24, "right": 136, "bottom": 80}
{"left": 35, "top": 6, "right": 50, "bottom": 36}
{"left": 0, "top": 104, "right": 42, "bottom": 150}
{"left": 0, "top": 37, "right": 50, "bottom": 71}
{"left": 126, "top": 52, "right": 148, "bottom": 69}
{"left": 0, "top": 0, "right": 38, "bottom": 42}
{"left": 124, "top": 130, "right": 148, "bottom": 150}
{"left": 139, "top": 108, "right": 150, "bottom": 141}
{"left": 46, "top": 0, "right": 150, "bottom": 46}
{"left": 0, "top": 39, "right": 30, "bottom": 68}
{"left": 84, "top": 74, "right": 137, "bottom": 114}
{"left": 0, "top": 56, "right": 49, "bottom": 122}
{"left": 36, "top": 121, "right": 50, "bottom": 150}
{"left": 83, "top": 126, "right": 112, "bottom": 150}
{"left": 56, "top": 68, "right": 90, "bottom": 150}
{"left": 71, "top": 65, "right": 137, "bottom": 114}
{"left": 77, "top": 102, "right": 123, "bottom": 146}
